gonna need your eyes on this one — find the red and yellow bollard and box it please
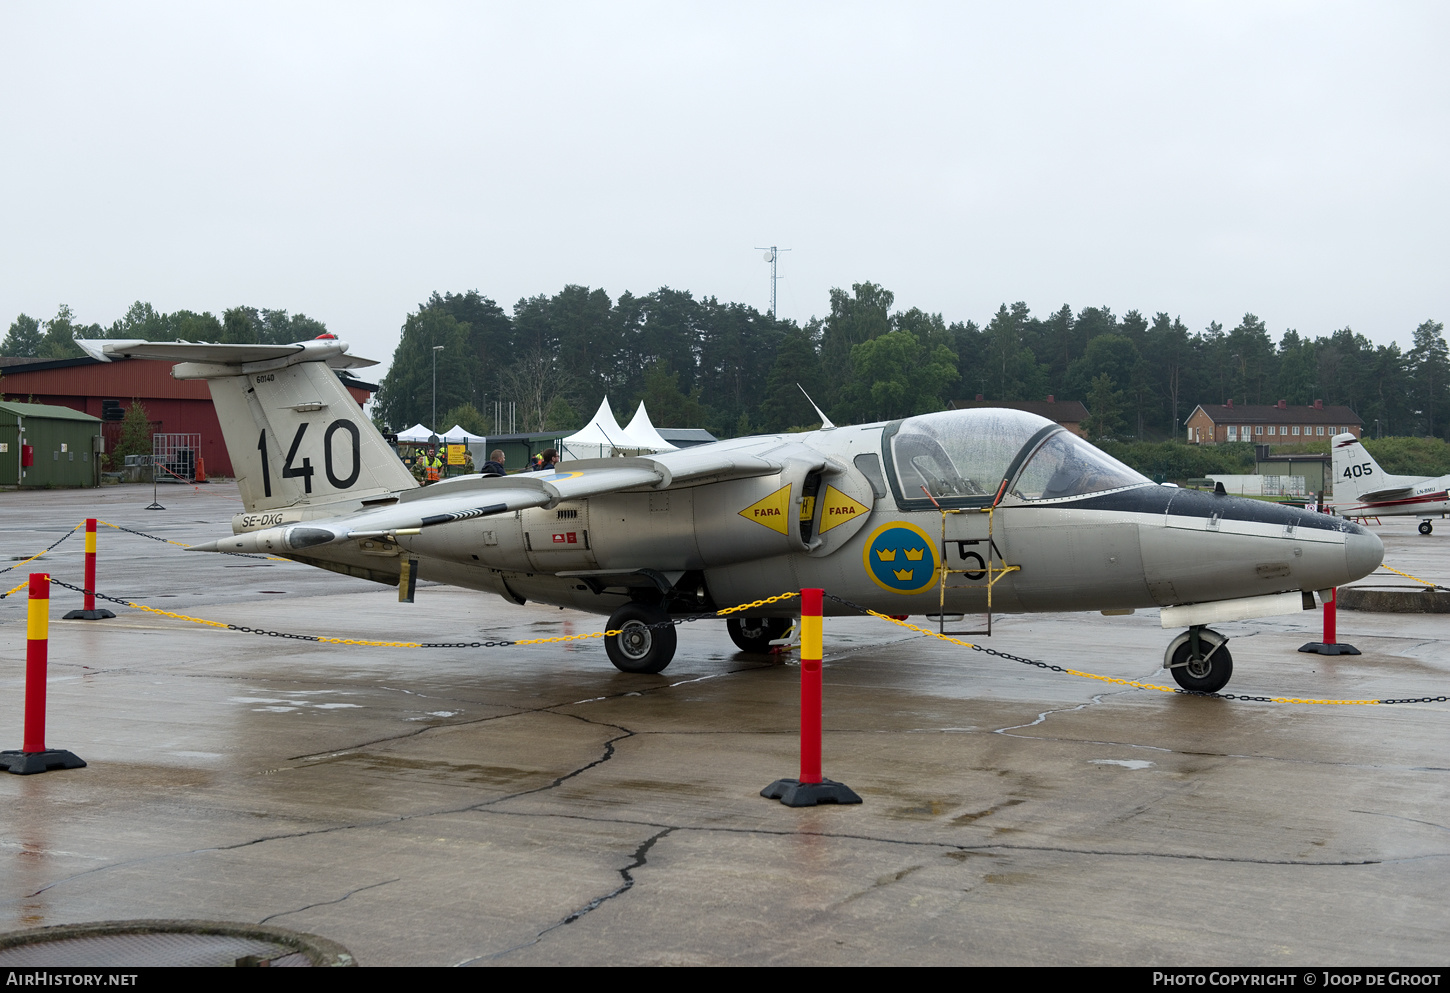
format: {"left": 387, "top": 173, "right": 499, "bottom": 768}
{"left": 761, "top": 588, "right": 861, "bottom": 807}
{"left": 1298, "top": 587, "right": 1361, "bottom": 656}
{"left": 1, "top": 573, "right": 87, "bottom": 775}
{"left": 63, "top": 519, "right": 115, "bottom": 621}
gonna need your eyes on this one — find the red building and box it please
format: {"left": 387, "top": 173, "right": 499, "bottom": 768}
{"left": 1184, "top": 399, "right": 1362, "bottom": 445}
{"left": 0, "top": 355, "right": 377, "bottom": 477}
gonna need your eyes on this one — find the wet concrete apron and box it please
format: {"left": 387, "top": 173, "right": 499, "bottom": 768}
{"left": 1, "top": 484, "right": 1447, "bottom": 965}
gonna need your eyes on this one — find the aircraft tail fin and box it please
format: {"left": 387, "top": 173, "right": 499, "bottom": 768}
{"left": 76, "top": 337, "right": 418, "bottom": 512}
{"left": 1331, "top": 432, "right": 1414, "bottom": 503}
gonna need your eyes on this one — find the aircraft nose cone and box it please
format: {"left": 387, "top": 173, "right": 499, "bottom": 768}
{"left": 1345, "top": 530, "right": 1384, "bottom": 582}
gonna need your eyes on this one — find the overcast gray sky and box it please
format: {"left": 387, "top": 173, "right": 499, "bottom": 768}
{"left": 3, "top": 2, "right": 1446, "bottom": 372}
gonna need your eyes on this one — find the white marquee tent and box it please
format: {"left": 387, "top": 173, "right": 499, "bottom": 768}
{"left": 439, "top": 424, "right": 490, "bottom": 464}
{"left": 560, "top": 398, "right": 630, "bottom": 460}
{"left": 560, "top": 398, "right": 678, "bottom": 459}
{"left": 623, "top": 402, "right": 678, "bottom": 452}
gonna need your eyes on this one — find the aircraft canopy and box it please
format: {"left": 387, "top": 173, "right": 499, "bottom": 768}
{"left": 884, "top": 408, "right": 1149, "bottom": 510}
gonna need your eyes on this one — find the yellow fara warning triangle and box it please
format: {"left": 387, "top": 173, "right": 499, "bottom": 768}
{"left": 739, "top": 484, "right": 792, "bottom": 534}
{"left": 819, "top": 485, "right": 872, "bottom": 533}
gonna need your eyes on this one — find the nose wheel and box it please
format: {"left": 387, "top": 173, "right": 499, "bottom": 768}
{"left": 1164, "top": 626, "right": 1233, "bottom": 693}
{"left": 605, "top": 603, "right": 677, "bottom": 674}
{"left": 1419, "top": 520, "right": 1434, "bottom": 535}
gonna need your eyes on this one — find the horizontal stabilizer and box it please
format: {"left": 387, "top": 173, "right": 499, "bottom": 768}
{"left": 75, "top": 337, "right": 378, "bottom": 373}
{"left": 1359, "top": 486, "right": 1416, "bottom": 503}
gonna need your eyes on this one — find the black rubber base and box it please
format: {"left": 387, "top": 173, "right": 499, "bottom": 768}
{"left": 63, "top": 608, "right": 116, "bottom": 620}
{"left": 1298, "top": 642, "right": 1362, "bottom": 656}
{"left": 145, "top": 503, "right": 165, "bottom": 510}
{"left": 760, "top": 777, "right": 862, "bottom": 807}
{"left": 0, "top": 749, "right": 87, "bottom": 775}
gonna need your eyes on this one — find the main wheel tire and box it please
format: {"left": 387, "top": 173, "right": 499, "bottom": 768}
{"left": 604, "top": 603, "right": 677, "bottom": 674}
{"left": 1420, "top": 520, "right": 1433, "bottom": 535}
{"left": 1166, "top": 629, "right": 1233, "bottom": 693}
{"left": 726, "top": 616, "right": 791, "bottom": 653}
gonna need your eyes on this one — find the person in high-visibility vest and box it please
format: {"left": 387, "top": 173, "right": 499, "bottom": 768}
{"left": 424, "top": 447, "right": 443, "bottom": 483}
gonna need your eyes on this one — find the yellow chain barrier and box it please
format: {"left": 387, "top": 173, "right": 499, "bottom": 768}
{"left": 1378, "top": 563, "right": 1443, "bottom": 589}
{"left": 49, "top": 581, "right": 800, "bottom": 650}
{"left": 98, "top": 520, "right": 291, "bottom": 562}
{"left": 0, "top": 523, "right": 82, "bottom": 581}
{"left": 849, "top": 601, "right": 1394, "bottom": 705}
{"left": 121, "top": 602, "right": 236, "bottom": 630}
{"left": 718, "top": 592, "right": 799, "bottom": 615}
{"left": 97, "top": 520, "right": 192, "bottom": 550}
{"left": 29, "top": 524, "right": 1438, "bottom": 709}
{"left": 3, "top": 580, "right": 29, "bottom": 599}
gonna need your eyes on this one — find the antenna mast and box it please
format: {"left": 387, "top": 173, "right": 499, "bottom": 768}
{"left": 754, "top": 245, "right": 790, "bottom": 317}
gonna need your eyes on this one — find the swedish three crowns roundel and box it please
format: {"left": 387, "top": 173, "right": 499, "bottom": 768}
{"left": 862, "top": 522, "right": 939, "bottom": 595}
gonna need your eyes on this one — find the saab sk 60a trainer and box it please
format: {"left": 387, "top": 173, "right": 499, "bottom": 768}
{"left": 79, "top": 337, "right": 1384, "bottom": 693}
{"left": 1332, "top": 432, "right": 1450, "bottom": 534}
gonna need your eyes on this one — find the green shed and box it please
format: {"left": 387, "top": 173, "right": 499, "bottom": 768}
{"left": 0, "top": 401, "right": 104, "bottom": 488}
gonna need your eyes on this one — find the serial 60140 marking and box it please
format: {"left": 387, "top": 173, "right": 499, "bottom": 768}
{"left": 256, "top": 420, "right": 362, "bottom": 497}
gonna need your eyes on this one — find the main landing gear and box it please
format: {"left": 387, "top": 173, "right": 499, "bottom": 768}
{"left": 1164, "top": 626, "right": 1233, "bottom": 693}
{"left": 1419, "top": 520, "right": 1434, "bottom": 535}
{"left": 604, "top": 603, "right": 677, "bottom": 674}
{"left": 726, "top": 616, "right": 792, "bottom": 653}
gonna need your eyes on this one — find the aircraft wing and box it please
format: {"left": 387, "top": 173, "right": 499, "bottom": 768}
{"left": 191, "top": 439, "right": 807, "bottom": 555}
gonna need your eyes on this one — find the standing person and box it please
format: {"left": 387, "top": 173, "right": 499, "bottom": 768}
{"left": 424, "top": 447, "right": 442, "bottom": 483}
{"left": 529, "top": 448, "right": 559, "bottom": 472}
{"left": 481, "top": 449, "right": 507, "bottom": 476}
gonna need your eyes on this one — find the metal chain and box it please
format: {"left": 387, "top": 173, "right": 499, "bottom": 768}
{"left": 38, "top": 560, "right": 1449, "bottom": 707}
{"left": 0, "top": 525, "right": 79, "bottom": 581}
{"left": 42, "top": 578, "right": 798, "bottom": 651}
{"left": 820, "top": 592, "right": 1433, "bottom": 706}
{"left": 1377, "top": 563, "right": 1450, "bottom": 592}
{"left": 98, "top": 520, "right": 277, "bottom": 561}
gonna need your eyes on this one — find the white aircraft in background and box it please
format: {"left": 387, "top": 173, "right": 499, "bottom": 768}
{"left": 1332, "top": 432, "right": 1450, "bottom": 534}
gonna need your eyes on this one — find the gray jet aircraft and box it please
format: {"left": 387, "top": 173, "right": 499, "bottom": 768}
{"left": 79, "top": 337, "right": 1384, "bottom": 693}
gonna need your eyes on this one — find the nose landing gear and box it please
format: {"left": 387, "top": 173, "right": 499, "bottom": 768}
{"left": 1164, "top": 626, "right": 1233, "bottom": 693}
{"left": 1419, "top": 520, "right": 1434, "bottom": 535}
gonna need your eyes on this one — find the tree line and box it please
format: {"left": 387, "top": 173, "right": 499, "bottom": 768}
{"left": 6, "top": 289, "right": 1448, "bottom": 443}
{"left": 371, "top": 284, "right": 1449, "bottom": 442}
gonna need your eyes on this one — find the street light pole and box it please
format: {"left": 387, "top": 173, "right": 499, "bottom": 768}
{"left": 432, "top": 345, "right": 444, "bottom": 433}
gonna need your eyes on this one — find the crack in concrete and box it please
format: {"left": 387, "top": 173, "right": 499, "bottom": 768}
{"left": 277, "top": 661, "right": 772, "bottom": 762}
{"left": 12, "top": 708, "right": 640, "bottom": 903}
{"left": 993, "top": 694, "right": 1109, "bottom": 734}
{"left": 463, "top": 805, "right": 1419, "bottom": 867}
{"left": 463, "top": 827, "right": 675, "bottom": 964}
{"left": 256, "top": 877, "right": 399, "bottom": 924}
{"left": 827, "top": 863, "right": 925, "bottom": 911}
{"left": 17, "top": 608, "right": 1446, "bottom": 951}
